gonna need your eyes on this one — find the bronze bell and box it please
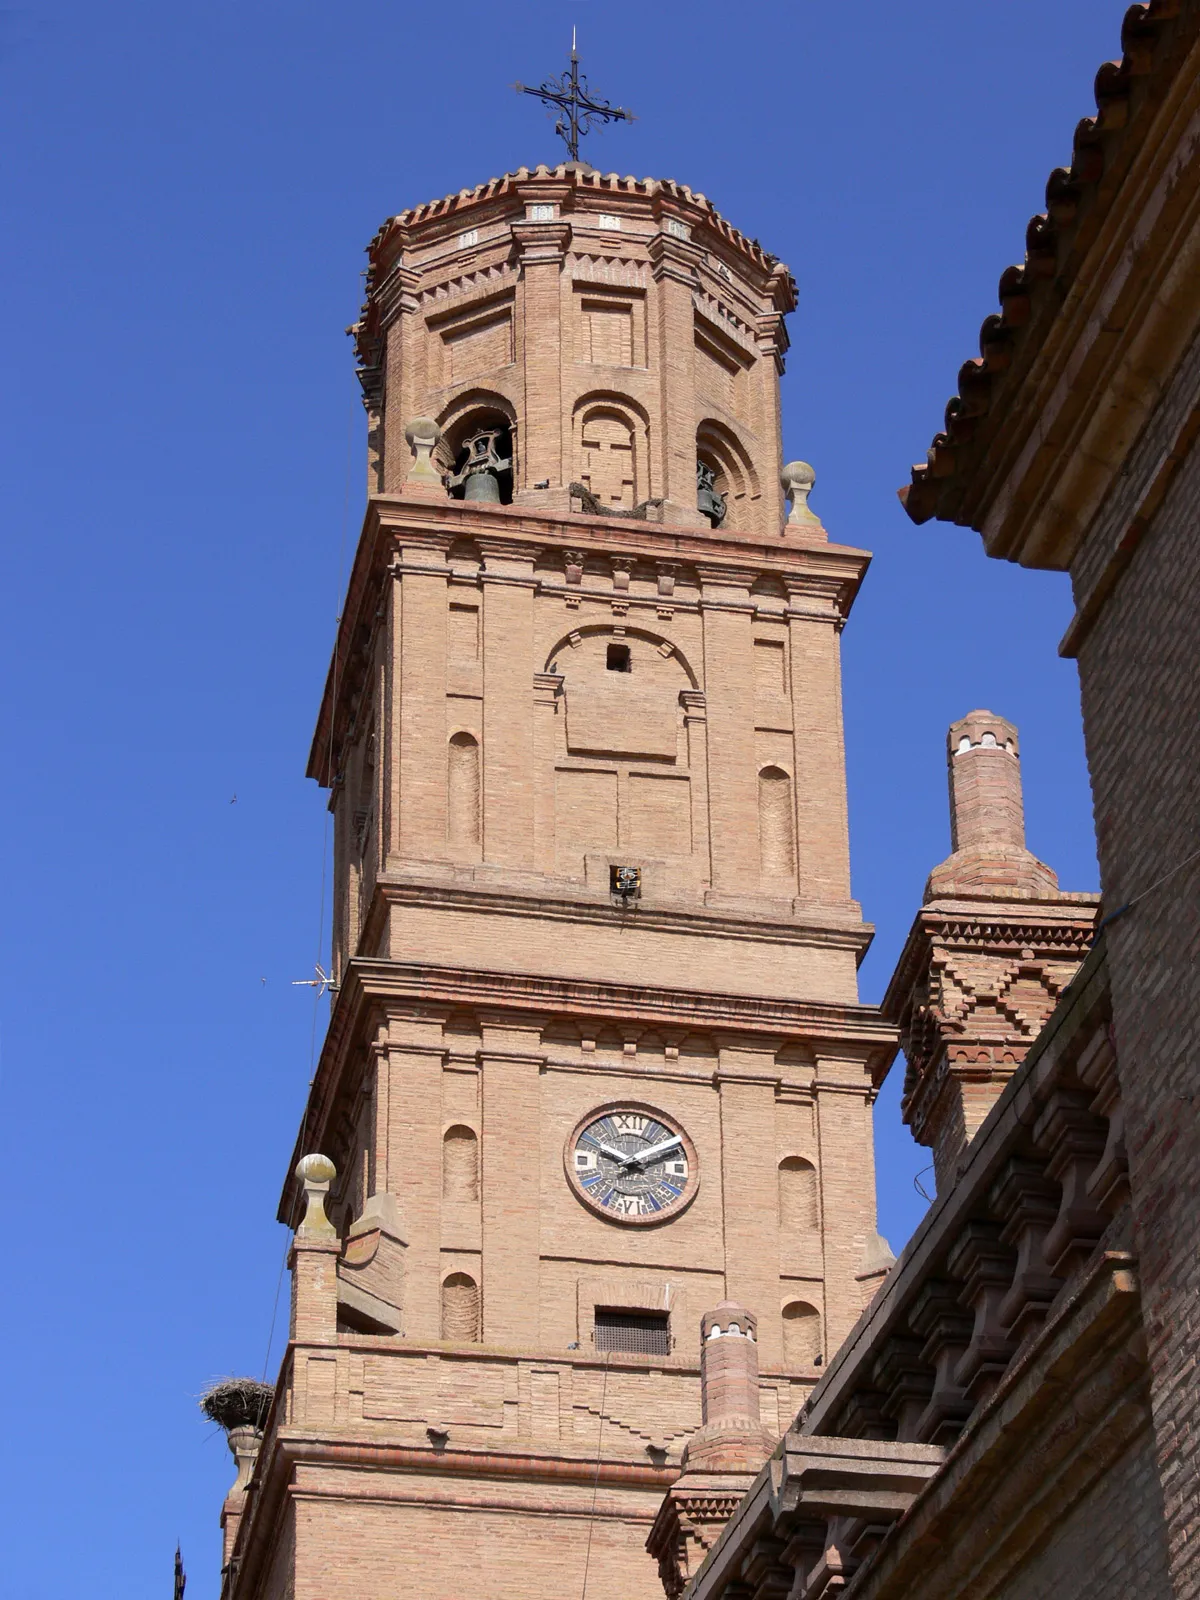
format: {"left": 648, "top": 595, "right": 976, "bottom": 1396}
{"left": 697, "top": 460, "right": 727, "bottom": 527}
{"left": 449, "top": 427, "right": 512, "bottom": 503}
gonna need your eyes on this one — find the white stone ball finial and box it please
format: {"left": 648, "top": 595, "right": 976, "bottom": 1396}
{"left": 294, "top": 1152, "right": 337, "bottom": 1237}
{"left": 781, "top": 460, "right": 823, "bottom": 533}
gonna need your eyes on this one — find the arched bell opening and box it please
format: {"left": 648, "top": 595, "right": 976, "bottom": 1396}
{"left": 697, "top": 419, "right": 759, "bottom": 530}
{"left": 437, "top": 393, "right": 517, "bottom": 505}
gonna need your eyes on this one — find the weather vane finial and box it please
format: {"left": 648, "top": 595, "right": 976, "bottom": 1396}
{"left": 514, "top": 34, "right": 634, "bottom": 164}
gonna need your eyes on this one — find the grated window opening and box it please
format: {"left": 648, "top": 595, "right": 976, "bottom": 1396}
{"left": 594, "top": 1308, "right": 670, "bottom": 1354}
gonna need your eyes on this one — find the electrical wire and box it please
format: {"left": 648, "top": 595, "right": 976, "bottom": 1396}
{"left": 1096, "top": 842, "right": 1200, "bottom": 933}
{"left": 579, "top": 1353, "right": 612, "bottom": 1600}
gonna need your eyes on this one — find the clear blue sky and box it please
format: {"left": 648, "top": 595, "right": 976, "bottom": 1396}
{"left": 1, "top": 3, "right": 1116, "bottom": 1593}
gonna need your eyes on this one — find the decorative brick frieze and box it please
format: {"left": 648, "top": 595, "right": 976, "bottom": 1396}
{"left": 883, "top": 713, "right": 1099, "bottom": 1193}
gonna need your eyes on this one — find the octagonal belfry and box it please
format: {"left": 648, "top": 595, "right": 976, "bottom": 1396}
{"left": 218, "top": 163, "right": 898, "bottom": 1600}
{"left": 352, "top": 164, "right": 796, "bottom": 528}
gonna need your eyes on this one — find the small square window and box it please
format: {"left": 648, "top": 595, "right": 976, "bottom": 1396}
{"left": 606, "top": 643, "right": 631, "bottom": 672}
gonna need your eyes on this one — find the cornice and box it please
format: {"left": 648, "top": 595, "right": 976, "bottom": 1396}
{"left": 373, "top": 875, "right": 873, "bottom": 954}
{"left": 881, "top": 896, "right": 1099, "bottom": 1026}
{"left": 308, "top": 496, "right": 871, "bottom": 780}
{"left": 279, "top": 952, "right": 897, "bottom": 1221}
{"left": 351, "top": 166, "right": 795, "bottom": 378}
{"left": 232, "top": 1420, "right": 679, "bottom": 1600}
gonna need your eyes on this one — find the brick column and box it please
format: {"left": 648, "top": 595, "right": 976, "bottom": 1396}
{"left": 754, "top": 287, "right": 792, "bottom": 534}
{"left": 815, "top": 1053, "right": 879, "bottom": 1355}
{"left": 718, "top": 1042, "right": 783, "bottom": 1368}
{"left": 288, "top": 1154, "right": 340, "bottom": 1345}
{"left": 380, "top": 267, "right": 421, "bottom": 493}
{"left": 786, "top": 578, "right": 853, "bottom": 906}
{"left": 699, "top": 568, "right": 759, "bottom": 893}
{"left": 384, "top": 1024, "right": 444, "bottom": 1341}
{"left": 946, "top": 710, "right": 1024, "bottom": 853}
{"left": 649, "top": 231, "right": 705, "bottom": 526}
{"left": 480, "top": 541, "right": 537, "bottom": 870}
{"left": 532, "top": 670, "right": 562, "bottom": 874}
{"left": 480, "top": 1018, "right": 544, "bottom": 1345}
{"left": 513, "top": 218, "right": 569, "bottom": 495}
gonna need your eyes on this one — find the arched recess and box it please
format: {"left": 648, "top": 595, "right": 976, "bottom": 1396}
{"left": 759, "top": 766, "right": 797, "bottom": 884}
{"left": 447, "top": 732, "right": 481, "bottom": 850}
{"left": 543, "top": 624, "right": 698, "bottom": 690}
{"left": 442, "top": 1125, "right": 480, "bottom": 1202}
{"left": 436, "top": 389, "right": 517, "bottom": 503}
{"left": 697, "top": 418, "right": 760, "bottom": 529}
{"left": 441, "top": 1272, "right": 481, "bottom": 1341}
{"left": 778, "top": 1156, "right": 819, "bottom": 1230}
{"left": 782, "top": 1300, "right": 822, "bottom": 1367}
{"left": 573, "top": 392, "right": 650, "bottom": 511}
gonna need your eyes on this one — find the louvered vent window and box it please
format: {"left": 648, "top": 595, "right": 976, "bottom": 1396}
{"left": 594, "top": 1309, "right": 670, "bottom": 1355}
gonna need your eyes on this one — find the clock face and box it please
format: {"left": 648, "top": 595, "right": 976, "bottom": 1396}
{"left": 565, "top": 1104, "right": 698, "bottom": 1225}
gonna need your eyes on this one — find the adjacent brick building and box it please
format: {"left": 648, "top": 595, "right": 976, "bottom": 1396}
{"left": 675, "top": 5, "right": 1200, "bottom": 1600}
{"left": 214, "top": 166, "right": 900, "bottom": 1600}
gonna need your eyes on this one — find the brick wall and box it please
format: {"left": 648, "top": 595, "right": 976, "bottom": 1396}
{"left": 1074, "top": 410, "right": 1200, "bottom": 1600}
{"left": 293, "top": 1490, "right": 664, "bottom": 1600}
{"left": 1002, "top": 1429, "right": 1170, "bottom": 1600}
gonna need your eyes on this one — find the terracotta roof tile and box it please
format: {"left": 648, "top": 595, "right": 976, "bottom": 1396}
{"left": 900, "top": 0, "right": 1196, "bottom": 528}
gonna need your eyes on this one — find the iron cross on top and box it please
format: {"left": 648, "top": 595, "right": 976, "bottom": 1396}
{"left": 514, "top": 37, "right": 634, "bottom": 163}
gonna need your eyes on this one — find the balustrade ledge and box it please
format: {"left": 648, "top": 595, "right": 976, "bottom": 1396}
{"left": 799, "top": 935, "right": 1113, "bottom": 1439}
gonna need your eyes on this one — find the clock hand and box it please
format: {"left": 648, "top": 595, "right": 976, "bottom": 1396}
{"left": 592, "top": 1139, "right": 640, "bottom": 1167}
{"left": 627, "top": 1134, "right": 683, "bottom": 1169}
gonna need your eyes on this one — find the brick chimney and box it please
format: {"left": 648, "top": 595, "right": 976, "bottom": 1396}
{"left": 883, "top": 713, "right": 1099, "bottom": 1195}
{"left": 929, "top": 711, "right": 1059, "bottom": 898}
{"left": 647, "top": 1303, "right": 778, "bottom": 1596}
{"left": 687, "top": 1302, "right": 775, "bottom": 1465}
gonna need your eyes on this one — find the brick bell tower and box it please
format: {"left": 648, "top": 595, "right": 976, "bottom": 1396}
{"left": 220, "top": 164, "right": 897, "bottom": 1600}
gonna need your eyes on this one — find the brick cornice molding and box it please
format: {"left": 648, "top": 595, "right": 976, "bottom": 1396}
{"left": 511, "top": 217, "right": 572, "bottom": 266}
{"left": 308, "top": 498, "right": 872, "bottom": 780}
{"left": 647, "top": 231, "right": 703, "bottom": 288}
{"left": 278, "top": 952, "right": 897, "bottom": 1220}
{"left": 230, "top": 1429, "right": 678, "bottom": 1600}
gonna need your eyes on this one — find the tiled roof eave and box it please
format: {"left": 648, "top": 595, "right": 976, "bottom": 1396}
{"left": 900, "top": 0, "right": 1195, "bottom": 537}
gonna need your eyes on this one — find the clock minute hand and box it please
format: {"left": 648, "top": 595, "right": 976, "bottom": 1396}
{"left": 629, "top": 1134, "right": 683, "bottom": 1169}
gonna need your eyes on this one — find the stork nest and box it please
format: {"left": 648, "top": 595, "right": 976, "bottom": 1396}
{"left": 200, "top": 1377, "right": 275, "bottom": 1434}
